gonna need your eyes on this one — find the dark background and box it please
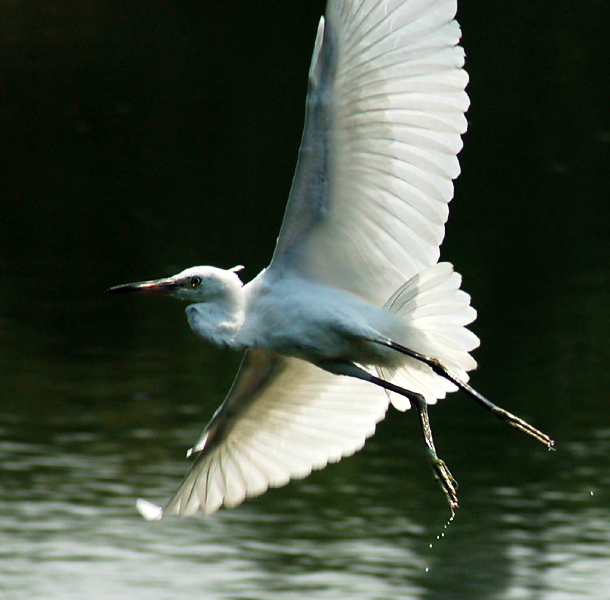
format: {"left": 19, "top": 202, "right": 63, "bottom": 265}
{"left": 1, "top": 2, "right": 609, "bottom": 599}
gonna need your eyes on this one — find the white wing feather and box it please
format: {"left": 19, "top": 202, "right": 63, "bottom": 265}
{"left": 270, "top": 0, "right": 468, "bottom": 307}
{"left": 139, "top": 350, "right": 388, "bottom": 519}
{"left": 378, "top": 262, "right": 480, "bottom": 410}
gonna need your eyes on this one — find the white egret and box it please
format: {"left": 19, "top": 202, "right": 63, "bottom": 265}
{"left": 108, "top": 0, "right": 553, "bottom": 520}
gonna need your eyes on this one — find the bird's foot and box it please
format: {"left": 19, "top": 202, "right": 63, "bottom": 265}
{"left": 490, "top": 406, "right": 555, "bottom": 450}
{"left": 428, "top": 450, "right": 459, "bottom": 517}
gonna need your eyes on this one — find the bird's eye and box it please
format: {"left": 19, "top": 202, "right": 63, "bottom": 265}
{"left": 190, "top": 276, "right": 202, "bottom": 288}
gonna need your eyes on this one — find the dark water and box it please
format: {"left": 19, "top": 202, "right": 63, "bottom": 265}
{"left": 1, "top": 2, "right": 609, "bottom": 599}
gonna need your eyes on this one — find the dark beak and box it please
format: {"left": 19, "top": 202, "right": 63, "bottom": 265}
{"left": 105, "top": 277, "right": 178, "bottom": 295}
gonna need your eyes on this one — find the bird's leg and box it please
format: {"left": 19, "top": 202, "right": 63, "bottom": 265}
{"left": 319, "top": 361, "right": 458, "bottom": 515}
{"left": 374, "top": 338, "right": 555, "bottom": 450}
{"left": 406, "top": 389, "right": 459, "bottom": 516}
{"left": 369, "top": 373, "right": 459, "bottom": 516}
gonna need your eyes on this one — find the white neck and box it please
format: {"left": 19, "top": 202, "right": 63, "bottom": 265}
{"left": 185, "top": 288, "right": 246, "bottom": 348}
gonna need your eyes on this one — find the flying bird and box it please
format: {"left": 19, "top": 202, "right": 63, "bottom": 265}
{"left": 108, "top": 0, "right": 554, "bottom": 520}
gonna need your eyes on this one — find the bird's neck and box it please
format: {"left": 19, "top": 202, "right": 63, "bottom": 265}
{"left": 185, "top": 291, "right": 246, "bottom": 349}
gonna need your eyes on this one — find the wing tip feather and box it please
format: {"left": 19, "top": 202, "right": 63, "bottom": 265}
{"left": 136, "top": 498, "right": 164, "bottom": 521}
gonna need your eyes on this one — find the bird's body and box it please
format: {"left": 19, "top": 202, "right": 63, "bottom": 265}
{"left": 215, "top": 269, "right": 405, "bottom": 365}
{"left": 108, "top": 0, "right": 553, "bottom": 520}
{"left": 240, "top": 267, "right": 476, "bottom": 383}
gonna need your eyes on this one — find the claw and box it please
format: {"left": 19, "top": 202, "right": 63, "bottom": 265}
{"left": 429, "top": 453, "right": 459, "bottom": 516}
{"left": 490, "top": 406, "right": 555, "bottom": 450}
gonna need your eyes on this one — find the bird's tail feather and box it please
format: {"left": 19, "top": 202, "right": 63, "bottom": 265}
{"left": 378, "top": 262, "right": 480, "bottom": 410}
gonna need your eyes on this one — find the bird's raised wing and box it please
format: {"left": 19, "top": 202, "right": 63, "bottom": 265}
{"left": 269, "top": 0, "right": 469, "bottom": 307}
{"left": 137, "top": 349, "right": 388, "bottom": 519}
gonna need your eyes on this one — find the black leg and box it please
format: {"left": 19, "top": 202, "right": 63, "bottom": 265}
{"left": 409, "top": 391, "right": 459, "bottom": 516}
{"left": 374, "top": 338, "right": 555, "bottom": 450}
{"left": 365, "top": 372, "right": 459, "bottom": 516}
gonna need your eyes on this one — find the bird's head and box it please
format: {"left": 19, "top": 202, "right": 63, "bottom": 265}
{"left": 106, "top": 265, "right": 244, "bottom": 303}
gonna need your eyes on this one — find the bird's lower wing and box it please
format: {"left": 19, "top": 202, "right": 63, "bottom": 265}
{"left": 138, "top": 350, "right": 389, "bottom": 519}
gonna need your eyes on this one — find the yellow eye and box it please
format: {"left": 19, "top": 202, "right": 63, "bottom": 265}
{"left": 190, "top": 276, "right": 202, "bottom": 288}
